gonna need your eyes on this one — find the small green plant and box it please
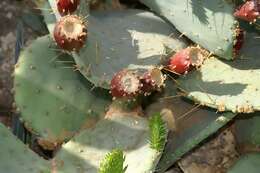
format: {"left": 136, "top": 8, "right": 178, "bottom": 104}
{"left": 99, "top": 149, "right": 127, "bottom": 173}
{"left": 149, "top": 113, "right": 168, "bottom": 152}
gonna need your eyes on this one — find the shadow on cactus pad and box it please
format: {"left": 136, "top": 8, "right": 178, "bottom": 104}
{"left": 54, "top": 112, "right": 166, "bottom": 173}
{"left": 73, "top": 9, "right": 188, "bottom": 89}
{"left": 41, "top": 1, "right": 189, "bottom": 89}
{"left": 178, "top": 33, "right": 260, "bottom": 113}
{"left": 140, "top": 0, "right": 237, "bottom": 60}
{"left": 145, "top": 80, "right": 236, "bottom": 172}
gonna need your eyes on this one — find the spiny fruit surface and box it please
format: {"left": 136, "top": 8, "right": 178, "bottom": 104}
{"left": 167, "top": 48, "right": 191, "bottom": 74}
{"left": 167, "top": 47, "right": 205, "bottom": 74}
{"left": 57, "top": 0, "right": 80, "bottom": 16}
{"left": 140, "top": 68, "right": 166, "bottom": 95}
{"left": 234, "top": 0, "right": 260, "bottom": 22}
{"left": 110, "top": 70, "right": 142, "bottom": 99}
{"left": 54, "top": 15, "right": 87, "bottom": 51}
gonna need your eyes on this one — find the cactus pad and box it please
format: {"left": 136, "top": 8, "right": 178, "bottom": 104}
{"left": 42, "top": 2, "right": 188, "bottom": 88}
{"left": 235, "top": 113, "right": 260, "bottom": 150}
{"left": 74, "top": 10, "right": 188, "bottom": 88}
{"left": 228, "top": 153, "right": 260, "bottom": 173}
{"left": 0, "top": 123, "right": 50, "bottom": 173}
{"left": 145, "top": 80, "right": 237, "bottom": 172}
{"left": 14, "top": 35, "right": 111, "bottom": 147}
{"left": 54, "top": 112, "right": 166, "bottom": 173}
{"left": 140, "top": 0, "right": 237, "bottom": 60}
{"left": 178, "top": 33, "right": 260, "bottom": 113}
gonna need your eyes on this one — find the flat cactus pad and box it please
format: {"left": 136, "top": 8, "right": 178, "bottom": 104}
{"left": 54, "top": 113, "right": 165, "bottom": 173}
{"left": 178, "top": 33, "right": 260, "bottom": 113}
{"left": 0, "top": 123, "right": 50, "bottom": 173}
{"left": 228, "top": 153, "right": 260, "bottom": 173}
{"left": 42, "top": 2, "right": 188, "bottom": 88}
{"left": 14, "top": 35, "right": 111, "bottom": 147}
{"left": 73, "top": 10, "right": 188, "bottom": 88}
{"left": 140, "top": 0, "right": 237, "bottom": 60}
{"left": 145, "top": 80, "right": 236, "bottom": 172}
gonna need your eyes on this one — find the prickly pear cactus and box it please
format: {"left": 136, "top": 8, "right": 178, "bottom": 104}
{"left": 145, "top": 80, "right": 237, "bottom": 172}
{"left": 140, "top": 0, "right": 238, "bottom": 60}
{"left": 42, "top": 1, "right": 188, "bottom": 88}
{"left": 54, "top": 112, "right": 167, "bottom": 173}
{"left": 14, "top": 35, "right": 111, "bottom": 148}
{"left": 178, "top": 33, "right": 260, "bottom": 113}
{"left": 0, "top": 123, "right": 50, "bottom": 173}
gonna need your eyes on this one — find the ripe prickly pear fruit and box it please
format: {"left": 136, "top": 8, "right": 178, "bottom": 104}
{"left": 110, "top": 70, "right": 142, "bottom": 99}
{"left": 167, "top": 47, "right": 206, "bottom": 74}
{"left": 234, "top": 0, "right": 259, "bottom": 22}
{"left": 57, "top": 0, "right": 80, "bottom": 16}
{"left": 233, "top": 28, "right": 244, "bottom": 56}
{"left": 167, "top": 48, "right": 191, "bottom": 74}
{"left": 54, "top": 15, "right": 87, "bottom": 52}
{"left": 140, "top": 68, "right": 166, "bottom": 95}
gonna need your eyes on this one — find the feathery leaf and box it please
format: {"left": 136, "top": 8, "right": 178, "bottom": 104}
{"left": 149, "top": 113, "right": 168, "bottom": 152}
{"left": 99, "top": 149, "right": 127, "bottom": 173}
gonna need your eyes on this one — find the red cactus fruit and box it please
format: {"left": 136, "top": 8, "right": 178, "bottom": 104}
{"left": 167, "top": 48, "right": 191, "bottom": 74}
{"left": 140, "top": 68, "right": 166, "bottom": 95}
{"left": 167, "top": 47, "right": 205, "bottom": 74}
{"left": 54, "top": 15, "right": 87, "bottom": 52}
{"left": 57, "top": 0, "right": 80, "bottom": 16}
{"left": 110, "top": 70, "right": 142, "bottom": 99}
{"left": 233, "top": 28, "right": 244, "bottom": 56}
{"left": 234, "top": 0, "right": 260, "bottom": 22}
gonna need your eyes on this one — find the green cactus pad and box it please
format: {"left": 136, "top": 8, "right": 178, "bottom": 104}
{"left": 178, "top": 33, "right": 260, "bottom": 113}
{"left": 235, "top": 113, "right": 260, "bottom": 150}
{"left": 227, "top": 153, "right": 260, "bottom": 173}
{"left": 74, "top": 10, "right": 188, "bottom": 88}
{"left": 14, "top": 35, "right": 111, "bottom": 147}
{"left": 145, "top": 80, "right": 237, "bottom": 173}
{"left": 140, "top": 0, "right": 237, "bottom": 60}
{"left": 0, "top": 123, "right": 50, "bottom": 173}
{"left": 54, "top": 113, "right": 166, "bottom": 173}
{"left": 42, "top": 2, "right": 188, "bottom": 88}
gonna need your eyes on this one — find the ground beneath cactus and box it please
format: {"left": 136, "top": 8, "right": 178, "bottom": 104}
{"left": 0, "top": 0, "right": 39, "bottom": 126}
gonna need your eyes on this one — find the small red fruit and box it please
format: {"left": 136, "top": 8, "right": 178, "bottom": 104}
{"left": 57, "top": 0, "right": 80, "bottom": 16}
{"left": 167, "top": 48, "right": 191, "bottom": 74}
{"left": 140, "top": 68, "right": 166, "bottom": 95}
{"left": 110, "top": 70, "right": 142, "bottom": 99}
{"left": 54, "top": 15, "right": 87, "bottom": 52}
{"left": 167, "top": 47, "right": 205, "bottom": 74}
{"left": 234, "top": 0, "right": 259, "bottom": 22}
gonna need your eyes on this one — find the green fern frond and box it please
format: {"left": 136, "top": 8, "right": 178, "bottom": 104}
{"left": 149, "top": 113, "right": 168, "bottom": 152}
{"left": 98, "top": 149, "right": 127, "bottom": 173}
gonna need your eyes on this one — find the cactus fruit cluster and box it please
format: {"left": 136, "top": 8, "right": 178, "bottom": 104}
{"left": 2, "top": 0, "right": 260, "bottom": 172}
{"left": 234, "top": 0, "right": 259, "bottom": 22}
{"left": 110, "top": 68, "right": 166, "bottom": 100}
